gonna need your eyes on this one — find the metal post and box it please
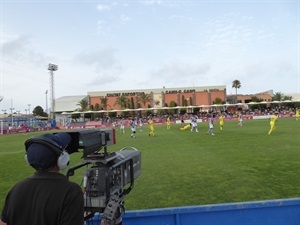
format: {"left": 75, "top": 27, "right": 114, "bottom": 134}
{"left": 50, "top": 70, "right": 54, "bottom": 119}
{"left": 0, "top": 97, "right": 4, "bottom": 135}
{"left": 45, "top": 90, "right": 48, "bottom": 117}
{"left": 0, "top": 110, "right": 5, "bottom": 135}
{"left": 28, "top": 104, "right": 31, "bottom": 126}
{"left": 48, "top": 63, "right": 58, "bottom": 121}
{"left": 10, "top": 99, "right": 15, "bottom": 127}
{"left": 28, "top": 104, "right": 31, "bottom": 115}
{"left": 25, "top": 109, "right": 28, "bottom": 127}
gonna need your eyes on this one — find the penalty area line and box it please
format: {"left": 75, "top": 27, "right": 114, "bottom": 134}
{"left": 0, "top": 150, "right": 24, "bottom": 155}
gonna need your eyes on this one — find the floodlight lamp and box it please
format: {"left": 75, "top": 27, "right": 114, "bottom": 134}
{"left": 48, "top": 63, "right": 58, "bottom": 71}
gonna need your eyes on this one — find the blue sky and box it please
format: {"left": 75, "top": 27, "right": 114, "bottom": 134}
{"left": 0, "top": 0, "right": 299, "bottom": 113}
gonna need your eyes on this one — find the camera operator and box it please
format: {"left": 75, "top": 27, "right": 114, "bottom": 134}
{"left": 0, "top": 133, "right": 88, "bottom": 225}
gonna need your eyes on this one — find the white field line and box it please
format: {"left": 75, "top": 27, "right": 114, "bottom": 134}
{"left": 0, "top": 150, "right": 24, "bottom": 155}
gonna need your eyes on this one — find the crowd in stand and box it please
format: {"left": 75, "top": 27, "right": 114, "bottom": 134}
{"left": 77, "top": 106, "right": 298, "bottom": 129}
{"left": 3, "top": 106, "right": 298, "bottom": 132}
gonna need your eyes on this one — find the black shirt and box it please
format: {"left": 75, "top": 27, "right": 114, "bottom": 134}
{"left": 1, "top": 171, "right": 84, "bottom": 225}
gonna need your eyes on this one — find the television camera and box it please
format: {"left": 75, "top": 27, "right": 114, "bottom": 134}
{"left": 63, "top": 128, "right": 141, "bottom": 225}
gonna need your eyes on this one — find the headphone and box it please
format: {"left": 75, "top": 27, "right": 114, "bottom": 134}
{"left": 24, "top": 136, "right": 70, "bottom": 170}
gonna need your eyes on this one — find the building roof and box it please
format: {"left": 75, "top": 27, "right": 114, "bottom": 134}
{"left": 55, "top": 95, "right": 88, "bottom": 112}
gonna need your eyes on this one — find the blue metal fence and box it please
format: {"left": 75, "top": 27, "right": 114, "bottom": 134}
{"left": 89, "top": 198, "right": 300, "bottom": 225}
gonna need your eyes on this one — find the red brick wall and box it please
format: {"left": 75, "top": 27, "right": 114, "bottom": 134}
{"left": 90, "top": 89, "right": 226, "bottom": 109}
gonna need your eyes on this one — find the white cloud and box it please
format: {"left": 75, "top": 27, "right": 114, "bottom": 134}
{"left": 73, "top": 48, "right": 121, "bottom": 70}
{"left": 120, "top": 14, "right": 132, "bottom": 24}
{"left": 86, "top": 73, "right": 120, "bottom": 87}
{"left": 2, "top": 35, "right": 30, "bottom": 57}
{"left": 1, "top": 1, "right": 298, "bottom": 112}
{"left": 2, "top": 35, "right": 48, "bottom": 65}
{"left": 142, "top": 0, "right": 163, "bottom": 5}
{"left": 97, "top": 19, "right": 105, "bottom": 30}
{"left": 151, "top": 62, "right": 211, "bottom": 82}
{"left": 169, "top": 15, "right": 193, "bottom": 21}
{"left": 96, "top": 4, "right": 110, "bottom": 12}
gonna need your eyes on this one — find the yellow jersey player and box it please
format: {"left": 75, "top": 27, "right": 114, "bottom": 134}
{"left": 180, "top": 123, "right": 191, "bottom": 131}
{"left": 219, "top": 113, "right": 225, "bottom": 131}
{"left": 148, "top": 117, "right": 155, "bottom": 136}
{"left": 166, "top": 116, "right": 171, "bottom": 130}
{"left": 268, "top": 112, "right": 278, "bottom": 135}
{"left": 296, "top": 108, "right": 300, "bottom": 121}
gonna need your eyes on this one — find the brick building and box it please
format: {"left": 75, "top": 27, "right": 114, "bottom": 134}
{"left": 88, "top": 85, "right": 227, "bottom": 110}
{"left": 227, "top": 90, "right": 273, "bottom": 104}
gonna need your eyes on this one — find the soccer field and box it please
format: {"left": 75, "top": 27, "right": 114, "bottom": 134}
{"left": 0, "top": 117, "right": 299, "bottom": 210}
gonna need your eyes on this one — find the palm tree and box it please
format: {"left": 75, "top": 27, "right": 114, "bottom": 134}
{"left": 93, "top": 103, "right": 100, "bottom": 111}
{"left": 272, "top": 92, "right": 284, "bottom": 101}
{"left": 100, "top": 97, "right": 110, "bottom": 110}
{"left": 77, "top": 99, "right": 89, "bottom": 111}
{"left": 137, "top": 93, "right": 152, "bottom": 108}
{"left": 114, "top": 95, "right": 130, "bottom": 109}
{"left": 232, "top": 80, "right": 241, "bottom": 103}
{"left": 77, "top": 99, "right": 89, "bottom": 121}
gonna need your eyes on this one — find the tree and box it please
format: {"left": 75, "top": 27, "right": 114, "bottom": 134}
{"left": 169, "top": 100, "right": 177, "bottom": 114}
{"left": 77, "top": 99, "right": 89, "bottom": 121}
{"left": 248, "top": 96, "right": 264, "bottom": 110}
{"left": 77, "top": 99, "right": 89, "bottom": 112}
{"left": 93, "top": 103, "right": 100, "bottom": 111}
{"left": 214, "top": 97, "right": 223, "bottom": 104}
{"left": 100, "top": 97, "right": 110, "bottom": 110}
{"left": 137, "top": 93, "right": 152, "bottom": 108}
{"left": 114, "top": 95, "right": 129, "bottom": 109}
{"left": 71, "top": 113, "right": 80, "bottom": 121}
{"left": 232, "top": 80, "right": 241, "bottom": 103}
{"left": 33, "top": 105, "right": 48, "bottom": 117}
{"left": 251, "top": 96, "right": 264, "bottom": 102}
{"left": 282, "top": 95, "right": 292, "bottom": 101}
{"left": 189, "top": 97, "right": 193, "bottom": 106}
{"left": 130, "top": 97, "right": 135, "bottom": 109}
{"left": 272, "top": 92, "right": 293, "bottom": 108}
{"left": 182, "top": 95, "right": 186, "bottom": 106}
{"left": 272, "top": 92, "right": 292, "bottom": 102}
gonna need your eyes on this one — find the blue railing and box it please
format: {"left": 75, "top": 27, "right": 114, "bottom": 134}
{"left": 91, "top": 198, "right": 300, "bottom": 225}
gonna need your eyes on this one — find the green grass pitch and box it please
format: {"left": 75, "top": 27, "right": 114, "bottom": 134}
{"left": 0, "top": 117, "right": 299, "bottom": 210}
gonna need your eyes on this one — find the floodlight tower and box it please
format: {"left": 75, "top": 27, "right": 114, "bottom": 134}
{"left": 47, "top": 63, "right": 58, "bottom": 120}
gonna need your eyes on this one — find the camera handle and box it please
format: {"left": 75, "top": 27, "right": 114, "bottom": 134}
{"left": 103, "top": 195, "right": 124, "bottom": 225}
